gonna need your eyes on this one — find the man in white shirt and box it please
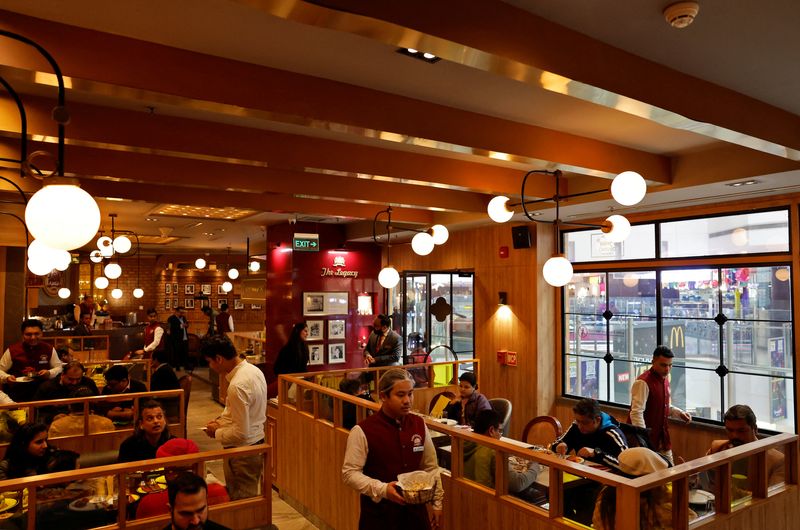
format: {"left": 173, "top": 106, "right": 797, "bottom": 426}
{"left": 0, "top": 319, "right": 62, "bottom": 401}
{"left": 202, "top": 335, "right": 267, "bottom": 500}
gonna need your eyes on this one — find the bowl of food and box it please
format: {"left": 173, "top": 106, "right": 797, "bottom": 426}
{"left": 397, "top": 470, "right": 436, "bottom": 504}
{"left": 566, "top": 455, "right": 585, "bottom": 464}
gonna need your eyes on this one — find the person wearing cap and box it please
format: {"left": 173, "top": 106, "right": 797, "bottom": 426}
{"left": 342, "top": 368, "right": 443, "bottom": 530}
{"left": 136, "top": 438, "right": 230, "bottom": 520}
{"left": 593, "top": 447, "right": 695, "bottom": 529}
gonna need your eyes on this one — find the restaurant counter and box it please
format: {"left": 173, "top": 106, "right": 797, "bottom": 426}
{"left": 44, "top": 325, "right": 146, "bottom": 360}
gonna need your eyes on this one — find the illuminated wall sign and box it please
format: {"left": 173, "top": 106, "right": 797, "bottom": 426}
{"left": 321, "top": 253, "right": 359, "bottom": 278}
{"left": 293, "top": 233, "right": 319, "bottom": 252}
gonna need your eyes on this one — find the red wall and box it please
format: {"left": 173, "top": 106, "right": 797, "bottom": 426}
{"left": 265, "top": 223, "right": 383, "bottom": 371}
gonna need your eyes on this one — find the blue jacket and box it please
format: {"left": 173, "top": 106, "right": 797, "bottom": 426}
{"left": 551, "top": 412, "right": 628, "bottom": 467}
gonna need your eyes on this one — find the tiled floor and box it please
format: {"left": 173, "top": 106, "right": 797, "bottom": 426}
{"left": 184, "top": 370, "right": 318, "bottom": 530}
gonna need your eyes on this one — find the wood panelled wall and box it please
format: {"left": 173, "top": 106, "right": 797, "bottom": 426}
{"left": 391, "top": 223, "right": 556, "bottom": 438}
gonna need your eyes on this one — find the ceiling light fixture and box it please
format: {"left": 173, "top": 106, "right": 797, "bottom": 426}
{"left": 397, "top": 48, "right": 441, "bottom": 63}
{"left": 373, "top": 207, "right": 400, "bottom": 289}
{"left": 94, "top": 276, "right": 109, "bottom": 289}
{"left": 487, "top": 169, "right": 646, "bottom": 287}
{"left": 58, "top": 287, "right": 71, "bottom": 299}
{"left": 195, "top": 257, "right": 207, "bottom": 269}
{"left": 222, "top": 281, "right": 233, "bottom": 293}
{"left": 726, "top": 179, "right": 760, "bottom": 187}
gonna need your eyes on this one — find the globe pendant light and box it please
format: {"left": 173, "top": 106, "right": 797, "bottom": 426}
{"left": 430, "top": 224, "right": 449, "bottom": 245}
{"left": 112, "top": 235, "right": 132, "bottom": 253}
{"left": 372, "top": 207, "right": 402, "bottom": 289}
{"left": 603, "top": 215, "right": 631, "bottom": 243}
{"left": 543, "top": 255, "right": 573, "bottom": 287}
{"left": 25, "top": 183, "right": 101, "bottom": 251}
{"left": 133, "top": 288, "right": 144, "bottom": 299}
{"left": 195, "top": 258, "right": 206, "bottom": 269}
{"left": 487, "top": 196, "right": 514, "bottom": 223}
{"left": 58, "top": 287, "right": 71, "bottom": 299}
{"left": 89, "top": 250, "right": 103, "bottom": 263}
{"left": 411, "top": 232, "right": 435, "bottom": 256}
{"left": 27, "top": 258, "right": 53, "bottom": 276}
{"left": 610, "top": 171, "right": 647, "bottom": 206}
{"left": 378, "top": 266, "right": 400, "bottom": 289}
{"left": 104, "top": 262, "right": 122, "bottom": 280}
{"left": 111, "top": 288, "right": 123, "bottom": 299}
{"left": 249, "top": 261, "right": 261, "bottom": 272}
{"left": 95, "top": 276, "right": 109, "bottom": 289}
{"left": 222, "top": 281, "right": 233, "bottom": 293}
{"left": 98, "top": 236, "right": 114, "bottom": 257}
{"left": 228, "top": 268, "right": 240, "bottom": 280}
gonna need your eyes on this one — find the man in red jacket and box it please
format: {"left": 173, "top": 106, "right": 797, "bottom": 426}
{"left": 629, "top": 345, "right": 691, "bottom": 464}
{"left": 342, "top": 368, "right": 442, "bottom": 530}
{"left": 0, "top": 319, "right": 62, "bottom": 402}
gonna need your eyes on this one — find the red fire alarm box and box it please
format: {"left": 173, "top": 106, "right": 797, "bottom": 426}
{"left": 499, "top": 246, "right": 509, "bottom": 258}
{"left": 496, "top": 350, "right": 507, "bottom": 365}
{"left": 505, "top": 351, "right": 518, "bottom": 366}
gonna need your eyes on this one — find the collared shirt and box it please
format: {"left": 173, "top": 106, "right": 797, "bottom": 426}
{"left": 215, "top": 360, "right": 267, "bottom": 447}
{"left": 0, "top": 345, "right": 62, "bottom": 382}
{"left": 144, "top": 326, "right": 164, "bottom": 352}
{"left": 629, "top": 379, "right": 685, "bottom": 428}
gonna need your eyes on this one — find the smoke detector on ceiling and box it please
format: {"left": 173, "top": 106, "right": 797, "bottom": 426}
{"left": 663, "top": 1, "right": 699, "bottom": 28}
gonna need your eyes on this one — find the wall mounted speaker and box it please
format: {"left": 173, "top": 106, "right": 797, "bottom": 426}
{"left": 511, "top": 226, "right": 531, "bottom": 249}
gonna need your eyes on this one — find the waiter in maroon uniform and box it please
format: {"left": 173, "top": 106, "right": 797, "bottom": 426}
{"left": 134, "top": 308, "right": 165, "bottom": 358}
{"left": 629, "top": 345, "right": 691, "bottom": 464}
{"left": 0, "top": 319, "right": 62, "bottom": 401}
{"left": 214, "top": 303, "right": 233, "bottom": 336}
{"left": 342, "top": 368, "right": 442, "bottom": 530}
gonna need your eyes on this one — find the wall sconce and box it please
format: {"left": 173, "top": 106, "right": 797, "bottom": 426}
{"left": 498, "top": 291, "right": 508, "bottom": 306}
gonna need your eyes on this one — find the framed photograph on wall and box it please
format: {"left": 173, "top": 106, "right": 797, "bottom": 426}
{"left": 328, "top": 343, "right": 346, "bottom": 364}
{"left": 306, "top": 320, "right": 324, "bottom": 341}
{"left": 165, "top": 283, "right": 171, "bottom": 295}
{"left": 185, "top": 298, "right": 195, "bottom": 309}
{"left": 201, "top": 299, "right": 211, "bottom": 309}
{"left": 234, "top": 299, "right": 244, "bottom": 310}
{"left": 173, "top": 298, "right": 179, "bottom": 309}
{"left": 328, "top": 319, "right": 345, "bottom": 340}
{"left": 185, "top": 284, "right": 195, "bottom": 295}
{"left": 303, "top": 292, "right": 349, "bottom": 316}
{"left": 218, "top": 298, "right": 228, "bottom": 309}
{"left": 308, "top": 344, "right": 324, "bottom": 366}
{"left": 217, "top": 284, "right": 227, "bottom": 295}
{"left": 251, "top": 304, "right": 262, "bottom": 310}
{"left": 165, "top": 298, "right": 171, "bottom": 310}
{"left": 201, "top": 284, "right": 212, "bottom": 296}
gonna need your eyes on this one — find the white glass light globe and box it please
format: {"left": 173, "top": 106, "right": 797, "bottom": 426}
{"left": 228, "top": 268, "right": 240, "bottom": 280}
{"left": 411, "top": 232, "right": 435, "bottom": 256}
{"left": 113, "top": 235, "right": 132, "bottom": 253}
{"left": 97, "top": 236, "right": 112, "bottom": 251}
{"left": 89, "top": 250, "right": 103, "bottom": 263}
{"left": 611, "top": 171, "right": 647, "bottom": 206}
{"left": 58, "top": 287, "right": 71, "bottom": 299}
{"left": 430, "top": 224, "right": 449, "bottom": 245}
{"left": 249, "top": 261, "right": 261, "bottom": 272}
{"left": 133, "top": 288, "right": 144, "bottom": 299}
{"left": 94, "top": 276, "right": 109, "bottom": 289}
{"left": 25, "top": 184, "right": 101, "bottom": 251}
{"left": 104, "top": 262, "right": 122, "bottom": 279}
{"left": 731, "top": 228, "right": 748, "bottom": 247}
{"left": 195, "top": 258, "right": 206, "bottom": 269}
{"left": 222, "top": 281, "right": 233, "bottom": 293}
{"left": 487, "top": 196, "right": 514, "bottom": 223}
{"left": 111, "top": 288, "right": 123, "bottom": 299}
{"left": 53, "top": 250, "right": 71, "bottom": 271}
{"left": 542, "top": 255, "right": 574, "bottom": 287}
{"left": 27, "top": 257, "right": 53, "bottom": 276}
{"left": 28, "top": 239, "right": 53, "bottom": 262}
{"left": 378, "top": 266, "right": 400, "bottom": 289}
{"left": 604, "top": 215, "right": 631, "bottom": 243}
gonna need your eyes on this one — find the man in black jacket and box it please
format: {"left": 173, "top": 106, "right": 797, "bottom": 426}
{"left": 362, "top": 314, "right": 401, "bottom": 367}
{"left": 552, "top": 398, "right": 628, "bottom": 467}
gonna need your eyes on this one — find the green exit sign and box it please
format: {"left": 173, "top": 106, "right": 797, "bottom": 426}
{"left": 293, "top": 233, "right": 320, "bottom": 252}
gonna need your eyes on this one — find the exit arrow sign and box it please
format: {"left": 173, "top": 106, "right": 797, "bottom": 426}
{"left": 293, "top": 233, "right": 320, "bottom": 252}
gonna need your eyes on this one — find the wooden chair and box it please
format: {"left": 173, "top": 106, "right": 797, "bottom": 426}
{"left": 489, "top": 398, "right": 512, "bottom": 435}
{"left": 428, "top": 391, "right": 455, "bottom": 414}
{"left": 521, "top": 415, "right": 563, "bottom": 447}
{"left": 178, "top": 374, "right": 192, "bottom": 436}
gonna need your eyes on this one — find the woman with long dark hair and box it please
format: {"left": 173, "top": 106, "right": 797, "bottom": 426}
{"left": 0, "top": 422, "right": 77, "bottom": 480}
{"left": 274, "top": 322, "right": 310, "bottom": 375}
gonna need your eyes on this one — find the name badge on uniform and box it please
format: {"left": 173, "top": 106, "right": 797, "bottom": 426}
{"left": 413, "top": 445, "right": 424, "bottom": 453}
{"left": 412, "top": 433, "right": 424, "bottom": 452}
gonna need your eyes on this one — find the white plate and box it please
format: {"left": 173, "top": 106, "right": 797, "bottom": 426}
{"left": 68, "top": 497, "right": 105, "bottom": 512}
{"left": 689, "top": 489, "right": 715, "bottom": 505}
{"left": 436, "top": 418, "right": 457, "bottom": 426}
{"left": 14, "top": 376, "right": 33, "bottom": 383}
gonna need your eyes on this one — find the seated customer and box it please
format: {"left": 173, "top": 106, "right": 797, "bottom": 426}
{"left": 593, "top": 447, "right": 694, "bottom": 529}
{"left": 151, "top": 350, "right": 180, "bottom": 392}
{"left": 442, "top": 372, "right": 492, "bottom": 427}
{"left": 118, "top": 399, "right": 174, "bottom": 463}
{"left": 101, "top": 364, "right": 148, "bottom": 422}
{"left": 34, "top": 360, "right": 99, "bottom": 401}
{"left": 136, "top": 438, "right": 229, "bottom": 519}
{"left": 707, "top": 404, "right": 784, "bottom": 490}
{"left": 339, "top": 378, "right": 374, "bottom": 430}
{"left": 552, "top": 398, "right": 628, "bottom": 467}
{"left": 0, "top": 422, "right": 78, "bottom": 480}
{"left": 165, "top": 472, "right": 232, "bottom": 530}
{"left": 48, "top": 386, "right": 115, "bottom": 438}
{"left": 464, "top": 409, "right": 541, "bottom": 498}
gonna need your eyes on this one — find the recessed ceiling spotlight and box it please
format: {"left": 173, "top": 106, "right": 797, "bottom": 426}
{"left": 726, "top": 180, "right": 760, "bottom": 187}
{"left": 397, "top": 48, "right": 441, "bottom": 63}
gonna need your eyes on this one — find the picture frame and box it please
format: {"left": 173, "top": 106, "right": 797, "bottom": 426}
{"left": 165, "top": 283, "right": 171, "bottom": 295}
{"left": 201, "top": 299, "right": 211, "bottom": 309}
{"left": 250, "top": 304, "right": 262, "bottom": 310}
{"left": 201, "top": 284, "right": 212, "bottom": 296}
{"left": 308, "top": 344, "right": 324, "bottom": 366}
{"left": 165, "top": 298, "right": 171, "bottom": 310}
{"left": 218, "top": 298, "right": 228, "bottom": 309}
{"left": 185, "top": 284, "right": 195, "bottom": 295}
{"left": 306, "top": 320, "right": 324, "bottom": 341}
{"left": 217, "top": 284, "right": 227, "bottom": 295}
{"left": 328, "top": 319, "right": 345, "bottom": 340}
{"left": 327, "top": 343, "right": 346, "bottom": 364}
{"left": 185, "top": 298, "right": 195, "bottom": 309}
{"left": 172, "top": 283, "right": 178, "bottom": 295}
{"left": 234, "top": 299, "right": 244, "bottom": 310}
{"left": 173, "top": 298, "right": 179, "bottom": 309}
{"left": 302, "top": 291, "right": 349, "bottom": 316}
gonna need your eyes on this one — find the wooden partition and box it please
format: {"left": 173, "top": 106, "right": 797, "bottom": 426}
{"left": 44, "top": 335, "right": 110, "bottom": 361}
{"left": 82, "top": 359, "right": 152, "bottom": 391}
{"left": 0, "top": 389, "right": 184, "bottom": 459}
{"left": 278, "top": 370, "right": 799, "bottom": 530}
{"left": 0, "top": 445, "right": 271, "bottom": 530}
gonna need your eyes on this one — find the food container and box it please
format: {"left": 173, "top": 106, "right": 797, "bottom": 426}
{"left": 397, "top": 470, "right": 437, "bottom": 504}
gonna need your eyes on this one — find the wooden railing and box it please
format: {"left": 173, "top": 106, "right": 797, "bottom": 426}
{"left": 0, "top": 444, "right": 271, "bottom": 530}
{"left": 0, "top": 389, "right": 184, "bottom": 459}
{"left": 82, "top": 359, "right": 152, "bottom": 391}
{"left": 44, "top": 335, "right": 110, "bottom": 361}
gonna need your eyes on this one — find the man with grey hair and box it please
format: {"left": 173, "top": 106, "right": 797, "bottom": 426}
{"left": 342, "top": 368, "right": 442, "bottom": 529}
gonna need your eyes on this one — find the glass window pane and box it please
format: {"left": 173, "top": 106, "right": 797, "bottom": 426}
{"left": 726, "top": 373, "right": 794, "bottom": 433}
{"left": 564, "top": 355, "right": 607, "bottom": 400}
{"left": 608, "top": 271, "right": 657, "bottom": 317}
{"left": 660, "top": 210, "right": 789, "bottom": 258}
{"left": 721, "top": 266, "right": 792, "bottom": 321}
{"left": 565, "top": 314, "right": 607, "bottom": 357}
{"left": 723, "top": 322, "right": 793, "bottom": 375}
{"left": 565, "top": 224, "right": 656, "bottom": 262}
{"left": 452, "top": 275, "right": 474, "bottom": 356}
{"left": 404, "top": 275, "right": 428, "bottom": 359}
{"left": 609, "top": 359, "right": 652, "bottom": 405}
{"left": 662, "top": 319, "right": 720, "bottom": 369}
{"left": 430, "top": 274, "right": 452, "bottom": 352}
{"left": 610, "top": 317, "right": 657, "bottom": 362}
{"left": 565, "top": 272, "right": 606, "bottom": 314}
{"left": 661, "top": 269, "right": 719, "bottom": 318}
{"left": 683, "top": 368, "right": 722, "bottom": 421}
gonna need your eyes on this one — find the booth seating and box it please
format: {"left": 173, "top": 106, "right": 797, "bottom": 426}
{"left": 0, "top": 445, "right": 271, "bottom": 530}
